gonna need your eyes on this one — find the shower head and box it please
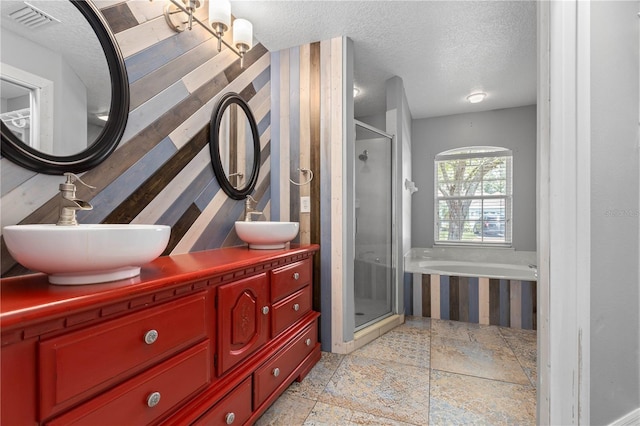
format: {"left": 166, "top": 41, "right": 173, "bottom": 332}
{"left": 358, "top": 150, "right": 368, "bottom": 162}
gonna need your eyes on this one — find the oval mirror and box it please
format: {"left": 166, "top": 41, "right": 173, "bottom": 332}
{"left": 210, "top": 93, "right": 260, "bottom": 200}
{"left": 0, "top": 0, "right": 129, "bottom": 174}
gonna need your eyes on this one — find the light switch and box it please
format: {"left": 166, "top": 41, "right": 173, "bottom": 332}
{"left": 301, "top": 196, "right": 311, "bottom": 213}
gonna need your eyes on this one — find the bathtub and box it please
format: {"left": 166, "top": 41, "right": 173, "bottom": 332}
{"left": 414, "top": 260, "right": 536, "bottom": 281}
{"left": 405, "top": 247, "right": 537, "bottom": 281}
{"left": 404, "top": 247, "right": 537, "bottom": 329}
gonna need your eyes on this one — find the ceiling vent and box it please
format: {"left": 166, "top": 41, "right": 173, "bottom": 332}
{"left": 9, "top": 2, "right": 60, "bottom": 29}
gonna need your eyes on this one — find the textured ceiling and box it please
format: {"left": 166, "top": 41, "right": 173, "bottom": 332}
{"left": 231, "top": 0, "right": 537, "bottom": 119}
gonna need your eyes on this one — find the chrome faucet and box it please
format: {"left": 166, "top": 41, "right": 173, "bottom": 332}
{"left": 57, "top": 173, "right": 95, "bottom": 226}
{"left": 244, "top": 195, "right": 263, "bottom": 222}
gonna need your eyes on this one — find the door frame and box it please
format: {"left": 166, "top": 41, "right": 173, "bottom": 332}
{"left": 353, "top": 119, "right": 397, "bottom": 332}
{"left": 538, "top": 1, "right": 591, "bottom": 424}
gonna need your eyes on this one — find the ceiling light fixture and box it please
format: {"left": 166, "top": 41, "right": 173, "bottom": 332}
{"left": 159, "top": 0, "right": 253, "bottom": 67}
{"left": 467, "top": 92, "right": 486, "bottom": 104}
{"left": 353, "top": 87, "right": 360, "bottom": 97}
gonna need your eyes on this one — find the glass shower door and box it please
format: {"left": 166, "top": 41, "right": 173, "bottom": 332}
{"left": 354, "top": 121, "right": 394, "bottom": 330}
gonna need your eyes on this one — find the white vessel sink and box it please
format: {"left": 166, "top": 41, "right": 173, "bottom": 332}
{"left": 235, "top": 221, "right": 299, "bottom": 250}
{"left": 3, "top": 224, "right": 171, "bottom": 285}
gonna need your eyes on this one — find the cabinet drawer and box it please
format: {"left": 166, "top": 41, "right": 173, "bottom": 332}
{"left": 253, "top": 321, "right": 318, "bottom": 407}
{"left": 270, "top": 259, "right": 311, "bottom": 302}
{"left": 271, "top": 285, "right": 312, "bottom": 337}
{"left": 47, "top": 341, "right": 211, "bottom": 426}
{"left": 193, "top": 377, "right": 252, "bottom": 426}
{"left": 40, "top": 293, "right": 208, "bottom": 418}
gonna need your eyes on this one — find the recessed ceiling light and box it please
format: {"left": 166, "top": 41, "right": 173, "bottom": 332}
{"left": 353, "top": 87, "right": 360, "bottom": 97}
{"left": 467, "top": 92, "right": 486, "bottom": 104}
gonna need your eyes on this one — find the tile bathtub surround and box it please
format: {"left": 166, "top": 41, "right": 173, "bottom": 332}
{"left": 418, "top": 274, "right": 537, "bottom": 330}
{"left": 256, "top": 317, "right": 536, "bottom": 425}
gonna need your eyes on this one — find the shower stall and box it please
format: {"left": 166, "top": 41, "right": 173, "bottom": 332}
{"left": 353, "top": 120, "right": 396, "bottom": 330}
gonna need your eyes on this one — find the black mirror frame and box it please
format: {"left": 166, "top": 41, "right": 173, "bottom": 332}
{"left": 210, "top": 92, "right": 261, "bottom": 200}
{"left": 0, "top": 0, "right": 129, "bottom": 175}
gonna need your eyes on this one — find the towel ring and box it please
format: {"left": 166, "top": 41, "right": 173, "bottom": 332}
{"left": 290, "top": 168, "right": 314, "bottom": 186}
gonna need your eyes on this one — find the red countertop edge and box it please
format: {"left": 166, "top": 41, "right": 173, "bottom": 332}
{"left": 0, "top": 244, "right": 320, "bottom": 332}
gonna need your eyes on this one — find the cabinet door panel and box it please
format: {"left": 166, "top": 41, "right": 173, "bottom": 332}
{"left": 218, "top": 273, "right": 269, "bottom": 375}
{"left": 1, "top": 338, "right": 37, "bottom": 425}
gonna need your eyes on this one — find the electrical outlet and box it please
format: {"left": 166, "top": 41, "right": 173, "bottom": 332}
{"left": 301, "top": 196, "right": 311, "bottom": 213}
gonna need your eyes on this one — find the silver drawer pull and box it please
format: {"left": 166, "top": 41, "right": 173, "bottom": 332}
{"left": 225, "top": 412, "right": 236, "bottom": 424}
{"left": 144, "top": 329, "right": 158, "bottom": 345}
{"left": 305, "top": 338, "right": 312, "bottom": 346}
{"left": 147, "top": 391, "right": 161, "bottom": 408}
{"left": 262, "top": 306, "right": 270, "bottom": 315}
{"left": 293, "top": 272, "right": 300, "bottom": 280}
{"left": 272, "top": 367, "right": 280, "bottom": 377}
{"left": 293, "top": 303, "right": 300, "bottom": 311}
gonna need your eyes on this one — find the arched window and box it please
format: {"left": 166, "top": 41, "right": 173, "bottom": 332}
{"left": 435, "top": 146, "right": 512, "bottom": 246}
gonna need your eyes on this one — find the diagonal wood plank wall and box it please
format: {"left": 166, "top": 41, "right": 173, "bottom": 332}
{"left": 0, "top": 1, "right": 271, "bottom": 276}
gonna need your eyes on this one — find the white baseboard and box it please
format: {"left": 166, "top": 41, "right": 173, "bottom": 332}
{"left": 609, "top": 407, "right": 640, "bottom": 426}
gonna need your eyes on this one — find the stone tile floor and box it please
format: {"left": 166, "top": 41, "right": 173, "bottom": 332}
{"left": 256, "top": 316, "right": 537, "bottom": 425}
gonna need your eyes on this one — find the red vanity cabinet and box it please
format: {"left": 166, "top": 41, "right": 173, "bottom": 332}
{"left": 0, "top": 245, "right": 320, "bottom": 426}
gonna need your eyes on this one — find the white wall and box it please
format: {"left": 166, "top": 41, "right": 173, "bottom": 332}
{"left": 58, "top": 60, "right": 87, "bottom": 156}
{"left": 1, "top": 29, "right": 87, "bottom": 155}
{"left": 399, "top": 83, "right": 413, "bottom": 259}
{"left": 590, "top": 1, "right": 640, "bottom": 423}
{"left": 411, "top": 105, "right": 537, "bottom": 251}
{"left": 386, "top": 76, "right": 412, "bottom": 314}
{"left": 356, "top": 113, "right": 386, "bottom": 131}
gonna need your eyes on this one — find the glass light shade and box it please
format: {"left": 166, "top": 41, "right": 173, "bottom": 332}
{"left": 233, "top": 18, "right": 253, "bottom": 49}
{"left": 467, "top": 92, "right": 486, "bottom": 103}
{"left": 209, "top": 0, "right": 230, "bottom": 28}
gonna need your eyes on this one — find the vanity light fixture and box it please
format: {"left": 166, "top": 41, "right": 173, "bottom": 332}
{"left": 158, "top": 0, "right": 253, "bottom": 67}
{"left": 466, "top": 92, "right": 487, "bottom": 104}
